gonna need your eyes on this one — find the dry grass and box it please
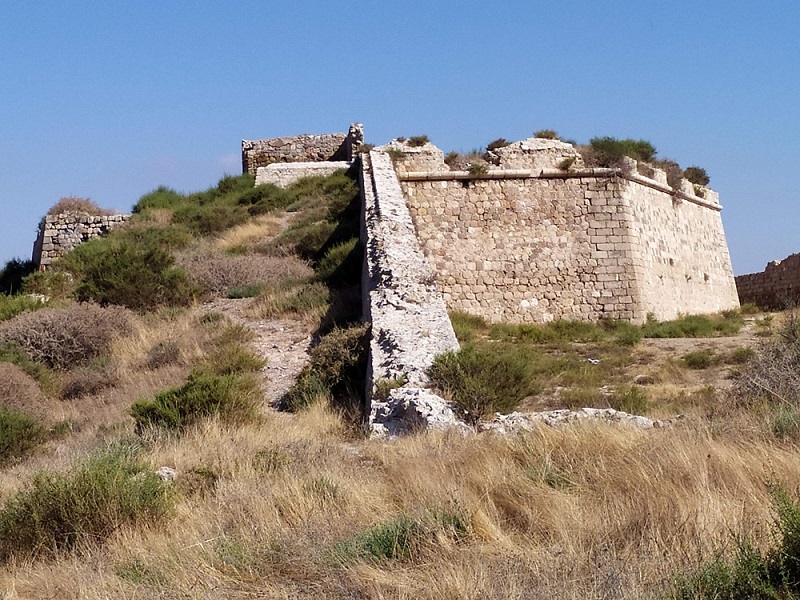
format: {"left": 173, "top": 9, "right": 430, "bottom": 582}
{"left": 2, "top": 399, "right": 800, "bottom": 598}
{"left": 213, "top": 215, "right": 283, "bottom": 252}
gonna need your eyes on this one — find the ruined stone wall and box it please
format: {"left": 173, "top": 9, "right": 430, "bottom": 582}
{"left": 393, "top": 138, "right": 738, "bottom": 324}
{"left": 32, "top": 213, "right": 129, "bottom": 268}
{"left": 735, "top": 254, "right": 800, "bottom": 309}
{"left": 242, "top": 123, "right": 363, "bottom": 175}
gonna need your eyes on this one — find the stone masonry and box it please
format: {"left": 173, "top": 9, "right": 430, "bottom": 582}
{"left": 255, "top": 161, "right": 351, "bottom": 188}
{"left": 392, "top": 137, "right": 739, "bottom": 324}
{"left": 32, "top": 212, "right": 129, "bottom": 269}
{"left": 735, "top": 254, "right": 800, "bottom": 309}
{"left": 242, "top": 123, "right": 364, "bottom": 176}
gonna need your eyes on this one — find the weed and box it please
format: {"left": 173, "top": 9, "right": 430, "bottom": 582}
{"left": 407, "top": 135, "right": 429, "bottom": 147}
{"left": 448, "top": 311, "right": 488, "bottom": 343}
{"left": 247, "top": 279, "right": 330, "bottom": 321}
{"left": 485, "top": 138, "right": 510, "bottom": 152}
{"left": 467, "top": 161, "right": 489, "bottom": 177}
{"left": 22, "top": 270, "right": 74, "bottom": 300}
{"left": 373, "top": 375, "right": 408, "bottom": 401}
{"left": 557, "top": 157, "right": 576, "bottom": 170}
{"left": 227, "top": 284, "right": 265, "bottom": 299}
{"left": 642, "top": 313, "right": 742, "bottom": 338}
{"left": 729, "top": 346, "right": 756, "bottom": 364}
{"left": 334, "top": 514, "right": 420, "bottom": 562}
{"left": 144, "top": 340, "right": 181, "bottom": 370}
{"left": 740, "top": 303, "right": 760, "bottom": 315}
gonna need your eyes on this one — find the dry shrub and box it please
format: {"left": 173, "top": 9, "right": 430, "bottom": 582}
{"left": 47, "top": 197, "right": 113, "bottom": 216}
{"left": 0, "top": 304, "right": 132, "bottom": 369}
{"left": 177, "top": 251, "right": 312, "bottom": 295}
{"left": 61, "top": 363, "right": 117, "bottom": 400}
{"left": 0, "top": 363, "right": 57, "bottom": 422}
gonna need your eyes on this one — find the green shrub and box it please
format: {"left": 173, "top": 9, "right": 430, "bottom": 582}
{"left": 373, "top": 375, "right": 408, "bottom": 401}
{"left": 63, "top": 236, "right": 197, "bottom": 311}
{"left": 130, "top": 369, "right": 261, "bottom": 432}
{"left": 609, "top": 385, "right": 649, "bottom": 414}
{"left": 589, "top": 137, "right": 657, "bottom": 164}
{"left": 467, "top": 162, "right": 489, "bottom": 177}
{"left": 22, "top": 270, "right": 74, "bottom": 300}
{"left": 729, "top": 346, "right": 756, "bottom": 364}
{"left": 282, "top": 324, "right": 368, "bottom": 413}
{"left": 428, "top": 344, "right": 536, "bottom": 424}
{"left": 486, "top": 138, "right": 510, "bottom": 152}
{"left": 448, "top": 311, "right": 489, "bottom": 343}
{"left": 407, "top": 135, "right": 429, "bottom": 147}
{"left": 0, "top": 446, "right": 173, "bottom": 562}
{"left": 683, "top": 349, "right": 719, "bottom": 370}
{"left": 236, "top": 183, "right": 294, "bottom": 215}
{"left": 132, "top": 186, "right": 184, "bottom": 212}
{"left": 316, "top": 238, "right": 361, "bottom": 286}
{"left": 0, "top": 407, "right": 46, "bottom": 466}
{"left": 0, "top": 294, "right": 48, "bottom": 322}
{"left": 684, "top": 166, "right": 710, "bottom": 186}
{"left": 248, "top": 279, "right": 330, "bottom": 320}
{"left": 534, "top": 130, "right": 559, "bottom": 140}
{"left": 172, "top": 203, "right": 250, "bottom": 236}
{"left": 0, "top": 259, "right": 36, "bottom": 295}
{"left": 642, "top": 313, "right": 743, "bottom": 338}
{"left": 740, "top": 302, "right": 760, "bottom": 315}
{"left": 227, "top": 284, "right": 265, "bottom": 299}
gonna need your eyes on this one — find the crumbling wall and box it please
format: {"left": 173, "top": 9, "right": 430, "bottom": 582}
{"left": 32, "top": 213, "right": 129, "bottom": 269}
{"left": 242, "top": 123, "right": 363, "bottom": 175}
{"left": 735, "top": 254, "right": 800, "bottom": 309}
{"left": 393, "top": 138, "right": 738, "bottom": 324}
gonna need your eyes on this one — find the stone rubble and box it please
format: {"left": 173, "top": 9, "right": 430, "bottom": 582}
{"left": 481, "top": 408, "right": 681, "bottom": 434}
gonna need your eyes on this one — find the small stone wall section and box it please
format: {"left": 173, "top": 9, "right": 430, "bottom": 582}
{"left": 242, "top": 123, "right": 364, "bottom": 176}
{"left": 360, "top": 150, "right": 462, "bottom": 436}
{"left": 735, "top": 254, "right": 800, "bottom": 309}
{"left": 255, "top": 161, "right": 351, "bottom": 188}
{"left": 32, "top": 213, "right": 130, "bottom": 268}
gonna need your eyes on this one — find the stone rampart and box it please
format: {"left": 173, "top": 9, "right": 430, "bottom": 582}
{"left": 242, "top": 123, "right": 364, "bottom": 176}
{"left": 255, "top": 161, "right": 351, "bottom": 188}
{"left": 360, "top": 150, "right": 462, "bottom": 436}
{"left": 392, "top": 138, "right": 738, "bottom": 323}
{"left": 32, "top": 213, "right": 130, "bottom": 269}
{"left": 735, "top": 254, "right": 800, "bottom": 309}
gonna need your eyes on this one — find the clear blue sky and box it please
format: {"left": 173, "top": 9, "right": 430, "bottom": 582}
{"left": 1, "top": 1, "right": 797, "bottom": 275}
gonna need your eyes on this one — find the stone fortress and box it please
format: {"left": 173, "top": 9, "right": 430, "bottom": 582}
{"left": 242, "top": 124, "right": 742, "bottom": 433}
{"left": 28, "top": 123, "right": 745, "bottom": 434}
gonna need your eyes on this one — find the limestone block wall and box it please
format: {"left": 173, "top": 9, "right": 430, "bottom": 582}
{"left": 402, "top": 175, "right": 642, "bottom": 322}
{"left": 32, "top": 213, "right": 129, "bottom": 268}
{"left": 623, "top": 176, "right": 739, "bottom": 320}
{"left": 242, "top": 123, "right": 364, "bottom": 175}
{"left": 255, "top": 161, "right": 351, "bottom": 188}
{"left": 392, "top": 138, "right": 738, "bottom": 324}
{"left": 735, "top": 254, "right": 800, "bottom": 309}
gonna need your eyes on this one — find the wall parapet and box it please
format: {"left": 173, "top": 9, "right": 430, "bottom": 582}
{"left": 32, "top": 212, "right": 129, "bottom": 269}
{"left": 255, "top": 161, "right": 352, "bottom": 188}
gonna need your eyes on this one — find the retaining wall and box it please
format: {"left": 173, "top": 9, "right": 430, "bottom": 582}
{"left": 32, "top": 212, "right": 130, "bottom": 269}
